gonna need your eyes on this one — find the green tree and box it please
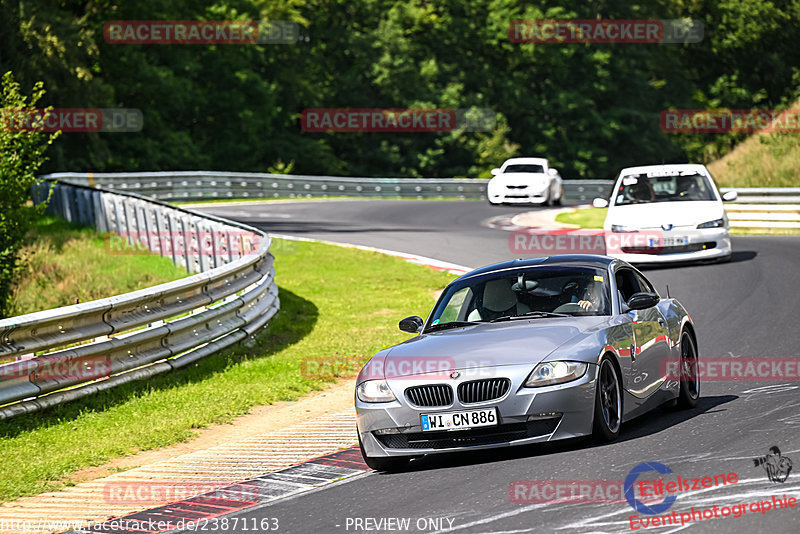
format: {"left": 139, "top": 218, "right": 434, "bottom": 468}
{"left": 0, "top": 71, "right": 60, "bottom": 316}
{"left": 2, "top": 0, "right": 799, "bottom": 179}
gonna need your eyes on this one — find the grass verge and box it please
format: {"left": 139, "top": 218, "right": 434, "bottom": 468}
{"left": 708, "top": 132, "right": 800, "bottom": 188}
{"left": 707, "top": 98, "right": 800, "bottom": 188}
{"left": 555, "top": 207, "right": 607, "bottom": 229}
{"left": 10, "top": 215, "right": 188, "bottom": 316}
{"left": 0, "top": 238, "right": 454, "bottom": 503}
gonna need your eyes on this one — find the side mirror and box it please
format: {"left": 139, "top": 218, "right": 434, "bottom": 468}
{"left": 593, "top": 198, "right": 609, "bottom": 208}
{"left": 722, "top": 190, "right": 738, "bottom": 202}
{"left": 399, "top": 316, "right": 424, "bottom": 333}
{"left": 490, "top": 168, "right": 501, "bottom": 176}
{"left": 627, "top": 292, "right": 660, "bottom": 310}
{"left": 547, "top": 168, "right": 558, "bottom": 177}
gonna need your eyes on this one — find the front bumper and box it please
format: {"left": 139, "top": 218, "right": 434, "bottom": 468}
{"left": 488, "top": 187, "right": 550, "bottom": 204}
{"left": 606, "top": 227, "right": 732, "bottom": 264}
{"left": 356, "top": 364, "right": 598, "bottom": 458}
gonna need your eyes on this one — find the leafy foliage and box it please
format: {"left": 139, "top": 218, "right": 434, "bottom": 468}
{"left": 1, "top": 0, "right": 798, "bottom": 181}
{"left": 0, "top": 71, "right": 59, "bottom": 316}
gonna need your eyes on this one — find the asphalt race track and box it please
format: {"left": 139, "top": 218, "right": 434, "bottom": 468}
{"left": 197, "top": 200, "right": 800, "bottom": 534}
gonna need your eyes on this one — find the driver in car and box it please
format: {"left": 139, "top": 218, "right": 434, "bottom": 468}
{"left": 563, "top": 279, "right": 599, "bottom": 311}
{"left": 630, "top": 178, "right": 655, "bottom": 202}
{"left": 577, "top": 281, "right": 601, "bottom": 311}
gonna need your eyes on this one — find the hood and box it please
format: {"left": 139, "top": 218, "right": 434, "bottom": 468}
{"left": 358, "top": 317, "right": 606, "bottom": 381}
{"left": 493, "top": 172, "right": 550, "bottom": 188}
{"left": 606, "top": 201, "right": 724, "bottom": 229}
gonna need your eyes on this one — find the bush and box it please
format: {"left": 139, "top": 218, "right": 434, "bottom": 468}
{"left": 0, "top": 71, "right": 60, "bottom": 317}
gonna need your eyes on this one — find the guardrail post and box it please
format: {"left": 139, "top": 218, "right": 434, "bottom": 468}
{"left": 197, "top": 220, "right": 212, "bottom": 272}
{"left": 92, "top": 190, "right": 108, "bottom": 233}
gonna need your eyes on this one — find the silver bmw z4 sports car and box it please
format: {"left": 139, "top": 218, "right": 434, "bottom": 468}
{"left": 355, "top": 255, "right": 699, "bottom": 471}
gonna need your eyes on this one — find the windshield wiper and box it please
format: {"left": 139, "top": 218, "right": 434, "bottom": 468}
{"left": 489, "top": 311, "right": 571, "bottom": 323}
{"left": 426, "top": 320, "right": 481, "bottom": 332}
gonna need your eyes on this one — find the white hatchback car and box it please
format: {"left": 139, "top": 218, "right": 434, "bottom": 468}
{"left": 594, "top": 164, "right": 737, "bottom": 264}
{"left": 487, "top": 157, "right": 563, "bottom": 206}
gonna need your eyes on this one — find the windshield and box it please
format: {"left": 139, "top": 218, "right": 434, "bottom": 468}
{"left": 427, "top": 266, "right": 612, "bottom": 329}
{"left": 504, "top": 164, "right": 545, "bottom": 174}
{"left": 614, "top": 172, "right": 717, "bottom": 205}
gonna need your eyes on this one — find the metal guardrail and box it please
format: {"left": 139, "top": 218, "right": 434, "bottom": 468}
{"left": 41, "top": 171, "right": 614, "bottom": 203}
{"left": 720, "top": 187, "right": 800, "bottom": 204}
{"left": 41, "top": 172, "right": 798, "bottom": 205}
{"left": 0, "top": 180, "right": 279, "bottom": 419}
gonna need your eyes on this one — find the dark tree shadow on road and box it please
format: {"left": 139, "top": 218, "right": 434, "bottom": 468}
{"left": 637, "top": 251, "right": 757, "bottom": 272}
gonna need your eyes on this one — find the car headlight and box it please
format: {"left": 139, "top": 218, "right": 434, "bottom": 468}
{"left": 611, "top": 224, "right": 638, "bottom": 233}
{"left": 356, "top": 380, "right": 397, "bottom": 403}
{"left": 524, "top": 361, "right": 588, "bottom": 388}
{"left": 697, "top": 218, "right": 724, "bottom": 229}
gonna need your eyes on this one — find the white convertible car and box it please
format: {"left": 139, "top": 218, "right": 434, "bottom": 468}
{"left": 594, "top": 164, "right": 737, "bottom": 264}
{"left": 487, "top": 157, "right": 564, "bottom": 206}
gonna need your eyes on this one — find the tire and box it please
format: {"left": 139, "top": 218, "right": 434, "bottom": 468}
{"left": 676, "top": 332, "right": 700, "bottom": 409}
{"left": 593, "top": 357, "right": 622, "bottom": 441}
{"left": 358, "top": 431, "right": 410, "bottom": 472}
{"left": 553, "top": 195, "right": 562, "bottom": 206}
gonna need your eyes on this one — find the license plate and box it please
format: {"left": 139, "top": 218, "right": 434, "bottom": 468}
{"left": 649, "top": 236, "right": 689, "bottom": 247}
{"left": 420, "top": 408, "right": 498, "bottom": 432}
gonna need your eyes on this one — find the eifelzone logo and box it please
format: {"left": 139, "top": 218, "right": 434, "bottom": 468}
{"left": 625, "top": 461, "right": 739, "bottom": 517}
{"left": 625, "top": 462, "right": 678, "bottom": 515}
